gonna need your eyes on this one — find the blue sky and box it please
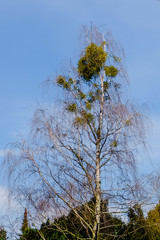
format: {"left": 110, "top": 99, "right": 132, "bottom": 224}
{"left": 0, "top": 0, "right": 160, "bottom": 215}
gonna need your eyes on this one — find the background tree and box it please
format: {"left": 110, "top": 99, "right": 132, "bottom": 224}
{"left": 6, "top": 25, "right": 148, "bottom": 240}
{"left": 146, "top": 201, "right": 160, "bottom": 240}
{"left": 0, "top": 226, "right": 8, "bottom": 240}
{"left": 125, "top": 204, "right": 148, "bottom": 240}
{"left": 39, "top": 198, "right": 126, "bottom": 240}
{"left": 21, "top": 208, "right": 29, "bottom": 234}
{"left": 19, "top": 228, "right": 40, "bottom": 240}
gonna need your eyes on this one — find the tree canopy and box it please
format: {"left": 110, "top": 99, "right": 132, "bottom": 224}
{"left": 6, "top": 25, "right": 149, "bottom": 240}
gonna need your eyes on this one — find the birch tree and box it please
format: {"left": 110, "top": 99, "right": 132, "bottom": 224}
{"left": 7, "top": 26, "right": 148, "bottom": 240}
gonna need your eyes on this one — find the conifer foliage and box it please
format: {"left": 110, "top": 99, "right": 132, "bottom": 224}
{"left": 0, "top": 226, "right": 7, "bottom": 240}
{"left": 21, "top": 208, "right": 28, "bottom": 234}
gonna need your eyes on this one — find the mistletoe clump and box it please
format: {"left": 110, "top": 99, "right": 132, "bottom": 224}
{"left": 78, "top": 43, "right": 107, "bottom": 82}
{"left": 67, "top": 104, "right": 77, "bottom": 112}
{"left": 57, "top": 75, "right": 71, "bottom": 89}
{"left": 104, "top": 66, "right": 118, "bottom": 77}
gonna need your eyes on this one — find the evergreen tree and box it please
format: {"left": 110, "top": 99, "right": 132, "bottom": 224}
{"left": 20, "top": 228, "right": 40, "bottom": 240}
{"left": 40, "top": 198, "right": 126, "bottom": 240}
{"left": 125, "top": 204, "right": 148, "bottom": 240}
{"left": 0, "top": 226, "right": 8, "bottom": 240}
{"left": 147, "top": 201, "right": 160, "bottom": 240}
{"left": 21, "top": 208, "right": 29, "bottom": 234}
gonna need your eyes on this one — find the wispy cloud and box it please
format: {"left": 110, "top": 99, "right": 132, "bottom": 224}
{"left": 147, "top": 114, "right": 160, "bottom": 166}
{"left": 0, "top": 187, "right": 10, "bottom": 214}
{"left": 0, "top": 149, "right": 5, "bottom": 157}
